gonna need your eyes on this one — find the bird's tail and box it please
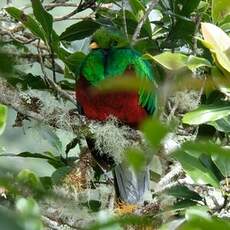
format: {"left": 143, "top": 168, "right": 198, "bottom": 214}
{"left": 113, "top": 162, "right": 150, "bottom": 204}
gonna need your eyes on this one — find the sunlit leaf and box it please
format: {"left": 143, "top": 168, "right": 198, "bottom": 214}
{"left": 201, "top": 23, "right": 230, "bottom": 73}
{"left": 144, "top": 53, "right": 211, "bottom": 71}
{"left": 183, "top": 103, "right": 230, "bottom": 125}
{"left": 212, "top": 0, "right": 230, "bottom": 23}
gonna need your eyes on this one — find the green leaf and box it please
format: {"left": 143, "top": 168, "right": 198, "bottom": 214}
{"left": 16, "top": 197, "right": 40, "bottom": 217}
{"left": 51, "top": 166, "right": 71, "bottom": 184}
{"left": 0, "top": 104, "right": 7, "bottom": 136}
{"left": 182, "top": 103, "right": 230, "bottom": 125}
{"left": 16, "top": 152, "right": 64, "bottom": 169}
{"left": 173, "top": 145, "right": 219, "bottom": 187}
{"left": 0, "top": 48, "right": 14, "bottom": 74}
{"left": 180, "top": 0, "right": 201, "bottom": 17}
{"left": 60, "top": 20, "right": 101, "bottom": 41}
{"left": 0, "top": 207, "right": 24, "bottom": 230}
{"left": 5, "top": 7, "right": 46, "bottom": 41}
{"left": 124, "top": 148, "right": 146, "bottom": 171}
{"left": 140, "top": 118, "right": 169, "bottom": 149}
{"left": 144, "top": 52, "right": 211, "bottom": 71}
{"left": 166, "top": 185, "right": 202, "bottom": 201}
{"left": 16, "top": 169, "right": 44, "bottom": 191}
{"left": 212, "top": 0, "right": 230, "bottom": 24}
{"left": 183, "top": 207, "right": 230, "bottom": 230}
{"left": 16, "top": 197, "right": 43, "bottom": 230}
{"left": 31, "top": 0, "right": 53, "bottom": 40}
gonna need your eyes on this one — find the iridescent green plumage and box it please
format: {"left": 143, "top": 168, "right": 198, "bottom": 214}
{"left": 80, "top": 28, "right": 156, "bottom": 114}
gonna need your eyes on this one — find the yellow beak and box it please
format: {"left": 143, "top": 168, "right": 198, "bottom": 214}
{"left": 89, "top": 42, "right": 99, "bottom": 49}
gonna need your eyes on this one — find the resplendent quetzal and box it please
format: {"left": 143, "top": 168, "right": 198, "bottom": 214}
{"left": 75, "top": 28, "right": 156, "bottom": 204}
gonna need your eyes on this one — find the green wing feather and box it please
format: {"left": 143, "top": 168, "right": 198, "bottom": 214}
{"left": 81, "top": 50, "right": 105, "bottom": 85}
{"left": 106, "top": 48, "right": 156, "bottom": 114}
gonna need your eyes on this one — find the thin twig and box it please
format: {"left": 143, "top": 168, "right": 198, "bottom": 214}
{"left": 131, "top": 0, "right": 159, "bottom": 45}
{"left": 121, "top": 0, "right": 128, "bottom": 39}
{"left": 37, "top": 40, "right": 78, "bottom": 107}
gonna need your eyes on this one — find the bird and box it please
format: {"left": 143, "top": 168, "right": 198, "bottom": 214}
{"left": 75, "top": 28, "right": 156, "bottom": 204}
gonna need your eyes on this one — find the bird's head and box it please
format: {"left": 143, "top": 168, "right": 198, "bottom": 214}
{"left": 89, "top": 28, "right": 129, "bottom": 50}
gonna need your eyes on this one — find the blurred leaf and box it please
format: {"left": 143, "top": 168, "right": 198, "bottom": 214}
{"left": 145, "top": 52, "right": 211, "bottom": 71}
{"left": 96, "top": 75, "right": 153, "bottom": 93}
{"left": 201, "top": 23, "right": 230, "bottom": 73}
{"left": 16, "top": 197, "right": 40, "bottom": 217}
{"left": 212, "top": 0, "right": 230, "bottom": 23}
{"left": 5, "top": 7, "right": 46, "bottom": 41}
{"left": 16, "top": 197, "right": 43, "bottom": 230}
{"left": 0, "top": 206, "right": 24, "bottom": 230}
{"left": 87, "top": 215, "right": 151, "bottom": 230}
{"left": 0, "top": 49, "right": 14, "bottom": 74}
{"left": 31, "top": 0, "right": 53, "bottom": 40}
{"left": 182, "top": 207, "right": 230, "bottom": 230}
{"left": 125, "top": 148, "right": 146, "bottom": 171}
{"left": 60, "top": 20, "right": 101, "bottom": 41}
{"left": 140, "top": 118, "right": 169, "bottom": 149}
{"left": 0, "top": 104, "right": 7, "bottom": 136}
{"left": 166, "top": 185, "right": 202, "bottom": 201}
{"left": 51, "top": 166, "right": 71, "bottom": 184}
{"left": 16, "top": 169, "right": 44, "bottom": 192}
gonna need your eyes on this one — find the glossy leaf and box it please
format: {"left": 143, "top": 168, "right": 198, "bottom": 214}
{"left": 145, "top": 52, "right": 211, "bottom": 71}
{"left": 5, "top": 7, "right": 46, "bottom": 41}
{"left": 31, "top": 0, "right": 53, "bottom": 40}
{"left": 0, "top": 104, "right": 7, "bottom": 136}
{"left": 201, "top": 23, "right": 230, "bottom": 73}
{"left": 173, "top": 145, "right": 219, "bottom": 187}
{"left": 60, "top": 20, "right": 101, "bottom": 41}
{"left": 183, "top": 103, "right": 230, "bottom": 125}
